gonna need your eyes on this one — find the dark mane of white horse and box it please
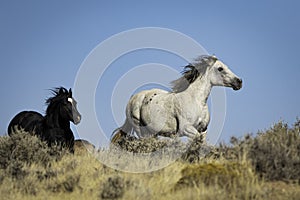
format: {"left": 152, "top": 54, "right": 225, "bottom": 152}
{"left": 171, "top": 55, "right": 218, "bottom": 93}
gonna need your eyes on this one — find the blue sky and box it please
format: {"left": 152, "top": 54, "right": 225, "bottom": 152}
{"left": 1, "top": 1, "right": 300, "bottom": 146}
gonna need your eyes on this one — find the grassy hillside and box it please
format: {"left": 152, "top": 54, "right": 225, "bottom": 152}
{"left": 1, "top": 120, "right": 300, "bottom": 200}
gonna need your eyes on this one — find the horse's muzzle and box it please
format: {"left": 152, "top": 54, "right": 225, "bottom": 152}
{"left": 73, "top": 114, "right": 81, "bottom": 125}
{"left": 232, "top": 78, "right": 243, "bottom": 90}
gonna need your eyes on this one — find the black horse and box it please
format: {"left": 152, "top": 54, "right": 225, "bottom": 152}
{"left": 7, "top": 87, "right": 81, "bottom": 153}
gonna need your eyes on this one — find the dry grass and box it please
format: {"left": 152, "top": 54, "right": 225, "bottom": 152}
{"left": 0, "top": 120, "right": 300, "bottom": 199}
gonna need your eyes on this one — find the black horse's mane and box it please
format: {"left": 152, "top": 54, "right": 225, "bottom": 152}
{"left": 46, "top": 87, "right": 71, "bottom": 105}
{"left": 45, "top": 87, "right": 71, "bottom": 115}
{"left": 171, "top": 55, "right": 218, "bottom": 93}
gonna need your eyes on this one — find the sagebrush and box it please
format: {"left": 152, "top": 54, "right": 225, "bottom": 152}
{"left": 0, "top": 120, "right": 300, "bottom": 199}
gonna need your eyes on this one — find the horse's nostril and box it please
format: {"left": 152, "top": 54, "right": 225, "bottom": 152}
{"left": 237, "top": 78, "right": 242, "bottom": 84}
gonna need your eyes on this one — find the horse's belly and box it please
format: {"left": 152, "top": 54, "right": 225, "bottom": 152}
{"left": 158, "top": 122, "right": 178, "bottom": 137}
{"left": 145, "top": 116, "right": 177, "bottom": 136}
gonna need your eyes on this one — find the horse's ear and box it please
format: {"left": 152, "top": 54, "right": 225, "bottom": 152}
{"left": 69, "top": 88, "right": 72, "bottom": 97}
{"left": 59, "top": 88, "right": 64, "bottom": 94}
{"left": 206, "top": 55, "right": 218, "bottom": 65}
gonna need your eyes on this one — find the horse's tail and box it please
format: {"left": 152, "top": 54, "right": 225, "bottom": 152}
{"left": 110, "top": 118, "right": 133, "bottom": 144}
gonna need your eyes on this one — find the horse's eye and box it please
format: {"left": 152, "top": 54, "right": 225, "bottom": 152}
{"left": 218, "top": 67, "right": 223, "bottom": 72}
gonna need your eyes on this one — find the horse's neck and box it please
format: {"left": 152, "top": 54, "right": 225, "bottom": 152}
{"left": 44, "top": 114, "right": 70, "bottom": 130}
{"left": 182, "top": 74, "right": 212, "bottom": 105}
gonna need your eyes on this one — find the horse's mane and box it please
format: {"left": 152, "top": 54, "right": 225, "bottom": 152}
{"left": 171, "top": 55, "right": 218, "bottom": 93}
{"left": 45, "top": 87, "right": 71, "bottom": 114}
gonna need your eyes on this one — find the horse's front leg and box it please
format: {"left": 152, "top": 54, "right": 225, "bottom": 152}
{"left": 179, "top": 124, "right": 200, "bottom": 138}
{"left": 180, "top": 125, "right": 206, "bottom": 143}
{"left": 200, "top": 130, "right": 207, "bottom": 144}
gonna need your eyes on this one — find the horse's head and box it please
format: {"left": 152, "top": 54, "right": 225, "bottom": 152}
{"left": 65, "top": 88, "right": 81, "bottom": 125}
{"left": 171, "top": 55, "right": 242, "bottom": 93}
{"left": 46, "top": 87, "right": 81, "bottom": 125}
{"left": 208, "top": 56, "right": 242, "bottom": 90}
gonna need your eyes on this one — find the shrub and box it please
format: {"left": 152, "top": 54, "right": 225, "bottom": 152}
{"left": 222, "top": 120, "right": 300, "bottom": 181}
{"left": 180, "top": 134, "right": 220, "bottom": 162}
{"left": 46, "top": 174, "right": 81, "bottom": 193}
{"left": 100, "top": 176, "right": 125, "bottom": 199}
{"left": 112, "top": 136, "right": 177, "bottom": 153}
{"left": 175, "top": 161, "right": 262, "bottom": 199}
{"left": 112, "top": 134, "right": 219, "bottom": 163}
{"left": 74, "top": 139, "right": 95, "bottom": 155}
{"left": 0, "top": 129, "right": 67, "bottom": 179}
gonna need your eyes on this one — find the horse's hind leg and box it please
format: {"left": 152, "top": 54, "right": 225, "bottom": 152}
{"left": 120, "top": 118, "right": 135, "bottom": 137}
{"left": 129, "top": 111, "right": 152, "bottom": 138}
{"left": 127, "top": 111, "right": 153, "bottom": 138}
{"left": 130, "top": 116, "right": 142, "bottom": 138}
{"left": 126, "top": 94, "right": 144, "bottom": 138}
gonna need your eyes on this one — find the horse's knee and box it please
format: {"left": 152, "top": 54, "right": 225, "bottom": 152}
{"left": 180, "top": 125, "right": 198, "bottom": 138}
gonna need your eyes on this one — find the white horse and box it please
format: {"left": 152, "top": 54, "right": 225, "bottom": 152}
{"left": 111, "top": 55, "right": 242, "bottom": 143}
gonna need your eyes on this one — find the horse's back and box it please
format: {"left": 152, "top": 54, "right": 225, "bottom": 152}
{"left": 127, "top": 89, "right": 168, "bottom": 119}
{"left": 8, "top": 111, "right": 43, "bottom": 135}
